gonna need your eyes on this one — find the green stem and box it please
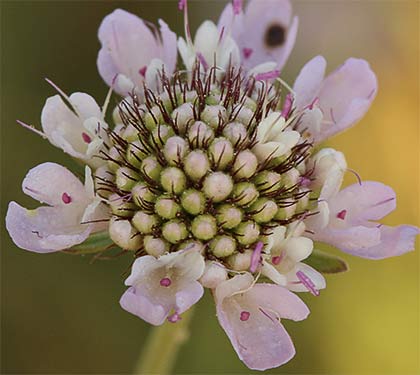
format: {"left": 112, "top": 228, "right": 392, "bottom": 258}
{"left": 134, "top": 307, "right": 195, "bottom": 374}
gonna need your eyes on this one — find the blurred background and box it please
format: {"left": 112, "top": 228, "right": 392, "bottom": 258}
{"left": 1, "top": 0, "right": 418, "bottom": 373}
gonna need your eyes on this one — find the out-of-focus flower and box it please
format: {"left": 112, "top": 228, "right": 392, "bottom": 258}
{"left": 6, "top": 163, "right": 108, "bottom": 253}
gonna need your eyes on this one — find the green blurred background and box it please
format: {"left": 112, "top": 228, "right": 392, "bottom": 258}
{"left": 1, "top": 1, "right": 419, "bottom": 373}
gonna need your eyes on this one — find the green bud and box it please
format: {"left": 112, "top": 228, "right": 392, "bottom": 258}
{"left": 141, "top": 156, "right": 162, "bottom": 181}
{"left": 132, "top": 183, "right": 156, "bottom": 207}
{"left": 184, "top": 150, "right": 210, "bottom": 181}
{"left": 235, "top": 221, "right": 260, "bottom": 245}
{"left": 116, "top": 167, "right": 139, "bottom": 191}
{"left": 187, "top": 121, "right": 214, "bottom": 148}
{"left": 191, "top": 215, "right": 217, "bottom": 241}
{"left": 144, "top": 105, "right": 163, "bottom": 131}
{"left": 109, "top": 193, "right": 136, "bottom": 218}
{"left": 132, "top": 211, "right": 159, "bottom": 234}
{"left": 109, "top": 217, "right": 141, "bottom": 251}
{"left": 122, "top": 124, "right": 139, "bottom": 142}
{"left": 181, "top": 189, "right": 206, "bottom": 215}
{"left": 223, "top": 122, "right": 248, "bottom": 145}
{"left": 253, "top": 171, "right": 282, "bottom": 193}
{"left": 274, "top": 203, "right": 297, "bottom": 221}
{"left": 249, "top": 198, "right": 278, "bottom": 223}
{"left": 150, "top": 125, "right": 173, "bottom": 147}
{"left": 107, "top": 146, "right": 123, "bottom": 172}
{"left": 163, "top": 136, "right": 189, "bottom": 166}
{"left": 232, "top": 182, "right": 259, "bottom": 206}
{"left": 232, "top": 150, "right": 258, "bottom": 179}
{"left": 143, "top": 235, "right": 169, "bottom": 257}
{"left": 216, "top": 204, "right": 243, "bottom": 229}
{"left": 126, "top": 141, "right": 147, "bottom": 169}
{"left": 171, "top": 102, "right": 194, "bottom": 134}
{"left": 203, "top": 172, "right": 233, "bottom": 202}
{"left": 201, "top": 105, "right": 227, "bottom": 128}
{"left": 227, "top": 250, "right": 252, "bottom": 271}
{"left": 155, "top": 196, "right": 181, "bottom": 219}
{"left": 94, "top": 165, "right": 114, "bottom": 199}
{"left": 160, "top": 167, "right": 187, "bottom": 195}
{"left": 208, "top": 137, "right": 234, "bottom": 170}
{"left": 162, "top": 220, "right": 188, "bottom": 244}
{"left": 209, "top": 235, "right": 237, "bottom": 258}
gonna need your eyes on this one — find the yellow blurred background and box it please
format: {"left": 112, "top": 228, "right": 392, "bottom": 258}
{"left": 1, "top": 1, "right": 418, "bottom": 373}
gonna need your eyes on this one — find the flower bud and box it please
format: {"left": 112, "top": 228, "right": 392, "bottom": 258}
{"left": 227, "top": 250, "right": 253, "bottom": 271}
{"left": 162, "top": 220, "right": 188, "bottom": 244}
{"left": 163, "top": 136, "right": 189, "bottom": 165}
{"left": 155, "top": 196, "right": 181, "bottom": 219}
{"left": 171, "top": 102, "right": 194, "bottom": 134}
{"left": 143, "top": 235, "right": 169, "bottom": 257}
{"left": 109, "top": 217, "right": 141, "bottom": 251}
{"left": 122, "top": 124, "right": 139, "bottom": 142}
{"left": 160, "top": 167, "right": 187, "bottom": 195}
{"left": 249, "top": 198, "right": 278, "bottom": 223}
{"left": 132, "top": 183, "right": 156, "bottom": 206}
{"left": 201, "top": 105, "right": 227, "bottom": 129}
{"left": 283, "top": 168, "right": 300, "bottom": 189}
{"left": 116, "top": 167, "right": 139, "bottom": 191}
{"left": 199, "top": 261, "right": 228, "bottom": 288}
{"left": 216, "top": 204, "right": 243, "bottom": 229}
{"left": 191, "top": 215, "right": 217, "bottom": 241}
{"left": 187, "top": 121, "right": 214, "bottom": 147}
{"left": 109, "top": 194, "right": 136, "bottom": 218}
{"left": 107, "top": 146, "right": 123, "bottom": 172}
{"left": 126, "top": 141, "right": 147, "bottom": 168}
{"left": 232, "top": 150, "right": 258, "bottom": 179}
{"left": 183, "top": 150, "right": 210, "bottom": 181}
{"left": 144, "top": 105, "right": 163, "bottom": 130}
{"left": 132, "top": 211, "right": 159, "bottom": 234}
{"left": 203, "top": 172, "right": 233, "bottom": 202}
{"left": 232, "top": 182, "right": 259, "bottom": 206}
{"left": 253, "top": 171, "right": 282, "bottom": 193}
{"left": 274, "top": 203, "right": 297, "bottom": 221}
{"left": 234, "top": 105, "right": 254, "bottom": 125}
{"left": 178, "top": 240, "right": 205, "bottom": 253}
{"left": 150, "top": 125, "right": 173, "bottom": 147}
{"left": 209, "top": 235, "right": 237, "bottom": 257}
{"left": 208, "top": 137, "right": 234, "bottom": 170}
{"left": 94, "top": 165, "right": 114, "bottom": 198}
{"left": 234, "top": 221, "right": 260, "bottom": 245}
{"left": 181, "top": 189, "right": 206, "bottom": 215}
{"left": 141, "top": 156, "right": 162, "bottom": 181}
{"left": 223, "top": 122, "right": 248, "bottom": 145}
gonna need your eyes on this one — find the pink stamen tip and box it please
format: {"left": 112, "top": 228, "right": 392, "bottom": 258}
{"left": 250, "top": 241, "right": 264, "bottom": 273}
{"left": 160, "top": 277, "right": 172, "bottom": 287}
{"left": 336, "top": 209, "right": 347, "bottom": 220}
{"left": 197, "top": 52, "right": 209, "bottom": 71}
{"left": 281, "top": 93, "right": 293, "bottom": 119}
{"left": 168, "top": 312, "right": 181, "bottom": 323}
{"left": 62, "top": 192, "right": 72, "bottom": 204}
{"left": 82, "top": 132, "right": 92, "bottom": 144}
{"left": 139, "top": 66, "right": 147, "bottom": 77}
{"left": 254, "top": 69, "right": 280, "bottom": 81}
{"left": 296, "top": 270, "right": 320, "bottom": 296}
{"left": 240, "top": 311, "right": 250, "bottom": 321}
{"left": 272, "top": 255, "right": 282, "bottom": 265}
{"left": 233, "top": 0, "right": 243, "bottom": 15}
{"left": 243, "top": 47, "right": 253, "bottom": 59}
{"left": 178, "top": 0, "right": 186, "bottom": 10}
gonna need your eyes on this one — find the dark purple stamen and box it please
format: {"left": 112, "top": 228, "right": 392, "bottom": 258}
{"left": 160, "top": 277, "right": 172, "bottom": 287}
{"left": 240, "top": 311, "right": 250, "bottom": 321}
{"left": 197, "top": 52, "right": 209, "bottom": 71}
{"left": 336, "top": 209, "right": 347, "bottom": 220}
{"left": 296, "top": 270, "right": 320, "bottom": 296}
{"left": 82, "top": 132, "right": 92, "bottom": 144}
{"left": 281, "top": 93, "right": 293, "bottom": 119}
{"left": 62, "top": 192, "right": 72, "bottom": 204}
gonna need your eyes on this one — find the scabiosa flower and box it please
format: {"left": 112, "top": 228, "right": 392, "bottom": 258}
{"left": 5, "top": 0, "right": 419, "bottom": 371}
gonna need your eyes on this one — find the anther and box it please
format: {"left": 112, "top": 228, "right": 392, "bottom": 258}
{"left": 240, "top": 311, "right": 250, "bottom": 321}
{"left": 62, "top": 192, "right": 72, "bottom": 204}
{"left": 160, "top": 277, "right": 172, "bottom": 287}
{"left": 336, "top": 209, "right": 347, "bottom": 220}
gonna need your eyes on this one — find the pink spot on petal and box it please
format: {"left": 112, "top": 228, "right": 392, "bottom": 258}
{"left": 62, "top": 192, "right": 72, "bottom": 204}
{"left": 82, "top": 132, "right": 92, "bottom": 144}
{"left": 168, "top": 312, "right": 181, "bottom": 323}
{"left": 160, "top": 277, "right": 172, "bottom": 287}
{"left": 233, "top": 0, "right": 243, "bottom": 15}
{"left": 243, "top": 47, "right": 253, "bottom": 59}
{"left": 272, "top": 255, "right": 282, "bottom": 265}
{"left": 296, "top": 270, "right": 320, "bottom": 296}
{"left": 240, "top": 311, "right": 250, "bottom": 321}
{"left": 250, "top": 241, "right": 264, "bottom": 273}
{"left": 139, "top": 66, "right": 147, "bottom": 77}
{"left": 336, "top": 209, "right": 347, "bottom": 220}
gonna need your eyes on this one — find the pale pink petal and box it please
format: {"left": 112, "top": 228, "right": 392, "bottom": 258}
{"left": 120, "top": 286, "right": 167, "bottom": 326}
{"left": 174, "top": 281, "right": 204, "bottom": 314}
{"left": 158, "top": 19, "right": 177, "bottom": 75}
{"left": 69, "top": 93, "right": 102, "bottom": 120}
{"left": 342, "top": 225, "right": 419, "bottom": 260}
{"left": 317, "top": 58, "right": 377, "bottom": 141}
{"left": 21, "top": 162, "right": 88, "bottom": 206}
{"left": 312, "top": 225, "right": 381, "bottom": 253}
{"left": 6, "top": 202, "right": 91, "bottom": 253}
{"left": 224, "top": 0, "right": 297, "bottom": 70}
{"left": 293, "top": 55, "right": 326, "bottom": 109}
{"left": 215, "top": 274, "right": 309, "bottom": 370}
{"left": 97, "top": 9, "right": 159, "bottom": 95}
{"left": 328, "top": 181, "right": 396, "bottom": 225}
